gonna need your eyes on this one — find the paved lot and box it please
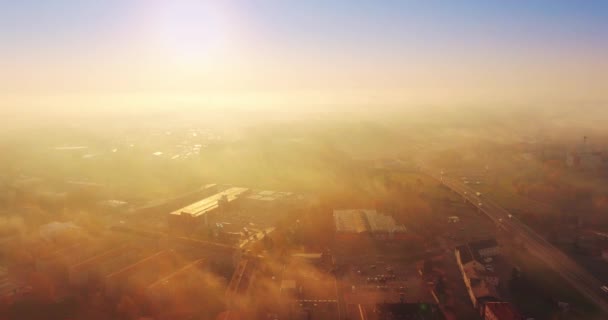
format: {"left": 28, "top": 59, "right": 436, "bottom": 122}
{"left": 340, "top": 258, "right": 435, "bottom": 306}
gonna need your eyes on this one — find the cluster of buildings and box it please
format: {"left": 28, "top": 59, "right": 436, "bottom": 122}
{"left": 168, "top": 184, "right": 299, "bottom": 245}
{"left": 455, "top": 239, "right": 524, "bottom": 320}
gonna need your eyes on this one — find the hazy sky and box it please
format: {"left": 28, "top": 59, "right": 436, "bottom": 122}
{"left": 1, "top": 0, "right": 607, "bottom": 114}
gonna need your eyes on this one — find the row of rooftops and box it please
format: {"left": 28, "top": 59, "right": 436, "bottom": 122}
{"left": 333, "top": 209, "right": 407, "bottom": 234}
{"left": 462, "top": 262, "right": 500, "bottom": 300}
{"left": 170, "top": 185, "right": 297, "bottom": 218}
{"left": 245, "top": 190, "right": 294, "bottom": 202}
{"left": 455, "top": 239, "right": 525, "bottom": 319}
{"left": 170, "top": 187, "right": 250, "bottom": 217}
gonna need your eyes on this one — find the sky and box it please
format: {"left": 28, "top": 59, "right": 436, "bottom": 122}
{"left": 0, "top": 0, "right": 607, "bottom": 114}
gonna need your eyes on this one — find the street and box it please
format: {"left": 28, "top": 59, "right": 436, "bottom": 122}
{"left": 420, "top": 165, "right": 608, "bottom": 316}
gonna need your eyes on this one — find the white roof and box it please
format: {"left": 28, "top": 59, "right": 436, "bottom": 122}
{"left": 170, "top": 187, "right": 249, "bottom": 217}
{"left": 333, "top": 209, "right": 407, "bottom": 233}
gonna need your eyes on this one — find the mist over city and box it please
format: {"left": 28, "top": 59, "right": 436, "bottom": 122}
{"left": 1, "top": 1, "right": 607, "bottom": 320}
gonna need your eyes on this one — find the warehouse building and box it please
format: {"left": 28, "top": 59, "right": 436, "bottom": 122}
{"left": 333, "top": 209, "right": 409, "bottom": 241}
{"left": 169, "top": 187, "right": 250, "bottom": 229}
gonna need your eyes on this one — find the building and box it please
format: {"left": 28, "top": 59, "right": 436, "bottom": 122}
{"left": 455, "top": 246, "right": 500, "bottom": 309}
{"left": 481, "top": 302, "right": 524, "bottom": 320}
{"left": 333, "top": 209, "right": 409, "bottom": 241}
{"left": 469, "top": 239, "right": 500, "bottom": 258}
{"left": 243, "top": 190, "right": 296, "bottom": 208}
{"left": 169, "top": 187, "right": 250, "bottom": 228}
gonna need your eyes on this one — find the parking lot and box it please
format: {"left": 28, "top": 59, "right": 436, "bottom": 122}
{"left": 342, "top": 260, "right": 434, "bottom": 305}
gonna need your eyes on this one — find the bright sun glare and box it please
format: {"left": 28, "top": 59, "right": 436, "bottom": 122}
{"left": 152, "top": 2, "right": 233, "bottom": 64}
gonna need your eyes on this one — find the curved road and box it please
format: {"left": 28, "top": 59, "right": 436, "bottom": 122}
{"left": 419, "top": 165, "right": 608, "bottom": 316}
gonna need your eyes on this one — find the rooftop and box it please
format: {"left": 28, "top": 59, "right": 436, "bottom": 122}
{"left": 462, "top": 263, "right": 500, "bottom": 300}
{"left": 170, "top": 187, "right": 249, "bottom": 217}
{"left": 334, "top": 209, "right": 372, "bottom": 233}
{"left": 245, "top": 190, "right": 293, "bottom": 202}
{"left": 333, "top": 209, "right": 407, "bottom": 234}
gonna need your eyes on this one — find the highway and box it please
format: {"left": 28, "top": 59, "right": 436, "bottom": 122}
{"left": 419, "top": 165, "right": 608, "bottom": 316}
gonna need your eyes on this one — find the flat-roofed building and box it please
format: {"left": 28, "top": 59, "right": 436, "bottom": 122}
{"left": 243, "top": 190, "right": 295, "bottom": 208}
{"left": 333, "top": 209, "right": 409, "bottom": 241}
{"left": 169, "top": 187, "right": 250, "bottom": 228}
{"left": 455, "top": 246, "right": 501, "bottom": 309}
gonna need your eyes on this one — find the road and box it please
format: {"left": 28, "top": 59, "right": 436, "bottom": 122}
{"left": 419, "top": 165, "right": 608, "bottom": 316}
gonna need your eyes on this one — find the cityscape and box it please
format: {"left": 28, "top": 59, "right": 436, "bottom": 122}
{"left": 1, "top": 1, "right": 607, "bottom": 320}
